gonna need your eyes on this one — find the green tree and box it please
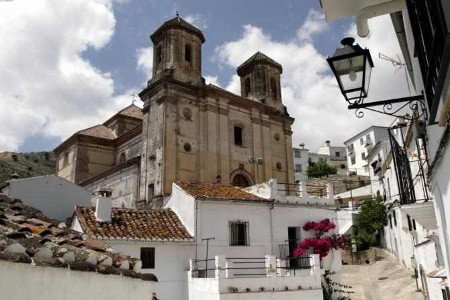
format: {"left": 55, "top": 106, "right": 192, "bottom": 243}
{"left": 353, "top": 195, "right": 387, "bottom": 250}
{"left": 307, "top": 161, "right": 337, "bottom": 178}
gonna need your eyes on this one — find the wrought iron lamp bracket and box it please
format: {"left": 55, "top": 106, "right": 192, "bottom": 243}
{"left": 347, "top": 94, "right": 426, "bottom": 121}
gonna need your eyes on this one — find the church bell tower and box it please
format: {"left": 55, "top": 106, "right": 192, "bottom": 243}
{"left": 237, "top": 52, "right": 284, "bottom": 111}
{"left": 150, "top": 15, "right": 205, "bottom": 86}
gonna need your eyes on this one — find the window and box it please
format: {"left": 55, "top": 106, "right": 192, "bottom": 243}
{"left": 361, "top": 152, "right": 366, "bottom": 160}
{"left": 407, "top": 215, "right": 413, "bottom": 231}
{"left": 119, "top": 152, "right": 126, "bottom": 163}
{"left": 234, "top": 126, "right": 243, "bottom": 146}
{"left": 270, "top": 77, "right": 277, "bottom": 99}
{"left": 340, "top": 164, "right": 346, "bottom": 169}
{"left": 63, "top": 152, "right": 69, "bottom": 167}
{"left": 140, "top": 247, "right": 155, "bottom": 269}
{"left": 156, "top": 46, "right": 162, "bottom": 64}
{"left": 147, "top": 184, "right": 154, "bottom": 201}
{"left": 184, "top": 44, "right": 192, "bottom": 62}
{"left": 350, "top": 155, "right": 356, "bottom": 165}
{"left": 229, "top": 221, "right": 249, "bottom": 246}
{"left": 335, "top": 152, "right": 341, "bottom": 157}
{"left": 360, "top": 137, "right": 364, "bottom": 145}
{"left": 389, "top": 215, "right": 393, "bottom": 229}
{"left": 295, "top": 164, "right": 302, "bottom": 172}
{"left": 244, "top": 77, "right": 251, "bottom": 97}
{"left": 294, "top": 150, "right": 301, "bottom": 158}
{"left": 413, "top": 219, "right": 417, "bottom": 231}
{"left": 393, "top": 211, "right": 397, "bottom": 226}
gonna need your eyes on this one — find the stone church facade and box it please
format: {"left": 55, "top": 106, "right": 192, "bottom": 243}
{"left": 54, "top": 16, "right": 295, "bottom": 207}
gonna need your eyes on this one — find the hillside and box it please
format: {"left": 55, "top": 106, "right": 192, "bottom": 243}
{"left": 0, "top": 151, "right": 56, "bottom": 186}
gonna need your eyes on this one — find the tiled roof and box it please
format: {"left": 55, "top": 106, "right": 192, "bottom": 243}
{"left": 0, "top": 195, "right": 156, "bottom": 281}
{"left": 237, "top": 51, "right": 283, "bottom": 75}
{"left": 116, "top": 104, "right": 143, "bottom": 120}
{"left": 177, "top": 182, "right": 265, "bottom": 201}
{"left": 77, "top": 124, "right": 117, "bottom": 140}
{"left": 75, "top": 207, "right": 193, "bottom": 242}
{"left": 151, "top": 16, "right": 205, "bottom": 43}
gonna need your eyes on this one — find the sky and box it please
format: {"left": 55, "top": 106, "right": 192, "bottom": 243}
{"left": 0, "top": 0, "right": 410, "bottom": 153}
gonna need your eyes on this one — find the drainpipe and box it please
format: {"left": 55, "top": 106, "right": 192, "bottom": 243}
{"left": 356, "top": 0, "right": 406, "bottom": 37}
{"left": 269, "top": 199, "right": 274, "bottom": 255}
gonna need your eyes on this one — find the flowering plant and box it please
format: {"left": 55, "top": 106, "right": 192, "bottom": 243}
{"left": 295, "top": 219, "right": 348, "bottom": 259}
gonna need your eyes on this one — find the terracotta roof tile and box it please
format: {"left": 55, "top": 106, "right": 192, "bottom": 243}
{"left": 0, "top": 196, "right": 154, "bottom": 280}
{"left": 177, "top": 182, "right": 265, "bottom": 201}
{"left": 75, "top": 207, "right": 193, "bottom": 242}
{"left": 77, "top": 124, "right": 116, "bottom": 140}
{"left": 117, "top": 104, "right": 143, "bottom": 120}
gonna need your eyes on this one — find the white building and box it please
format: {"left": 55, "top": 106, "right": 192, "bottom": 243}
{"left": 318, "top": 141, "right": 347, "bottom": 175}
{"left": 72, "top": 180, "right": 344, "bottom": 300}
{"left": 320, "top": 1, "right": 450, "bottom": 299}
{"left": 0, "top": 175, "right": 91, "bottom": 221}
{"left": 344, "top": 126, "right": 390, "bottom": 176}
{"left": 293, "top": 144, "right": 330, "bottom": 182}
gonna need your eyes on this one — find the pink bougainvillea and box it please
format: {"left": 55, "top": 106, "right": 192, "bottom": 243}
{"left": 295, "top": 219, "right": 348, "bottom": 259}
{"left": 302, "top": 218, "right": 336, "bottom": 233}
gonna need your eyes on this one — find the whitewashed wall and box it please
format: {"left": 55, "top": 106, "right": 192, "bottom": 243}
{"left": 0, "top": 261, "right": 156, "bottom": 300}
{"left": 1, "top": 175, "right": 91, "bottom": 221}
{"left": 106, "top": 240, "right": 195, "bottom": 300}
{"left": 83, "top": 163, "right": 140, "bottom": 208}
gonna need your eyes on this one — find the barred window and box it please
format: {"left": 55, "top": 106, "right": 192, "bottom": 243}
{"left": 141, "top": 247, "right": 155, "bottom": 269}
{"left": 229, "top": 221, "right": 249, "bottom": 246}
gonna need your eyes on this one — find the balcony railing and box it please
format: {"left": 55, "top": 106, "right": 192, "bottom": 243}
{"left": 190, "top": 254, "right": 319, "bottom": 278}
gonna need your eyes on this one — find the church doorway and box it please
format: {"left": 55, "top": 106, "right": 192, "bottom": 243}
{"left": 232, "top": 174, "right": 250, "bottom": 187}
{"left": 230, "top": 169, "right": 254, "bottom": 188}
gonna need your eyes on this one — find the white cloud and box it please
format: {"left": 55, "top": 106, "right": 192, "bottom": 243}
{"left": 204, "top": 75, "right": 220, "bottom": 87}
{"left": 0, "top": 0, "right": 137, "bottom": 151}
{"left": 136, "top": 46, "right": 153, "bottom": 76}
{"left": 296, "top": 9, "right": 328, "bottom": 42}
{"left": 214, "top": 12, "right": 409, "bottom": 151}
{"left": 184, "top": 13, "right": 207, "bottom": 30}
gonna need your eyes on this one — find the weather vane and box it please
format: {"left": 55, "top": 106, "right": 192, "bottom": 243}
{"left": 131, "top": 93, "right": 138, "bottom": 104}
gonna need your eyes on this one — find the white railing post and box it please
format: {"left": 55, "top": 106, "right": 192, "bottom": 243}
{"left": 311, "top": 254, "right": 321, "bottom": 275}
{"left": 276, "top": 258, "right": 287, "bottom": 276}
{"left": 215, "top": 255, "right": 225, "bottom": 279}
{"left": 268, "top": 178, "right": 279, "bottom": 199}
{"left": 265, "top": 255, "right": 277, "bottom": 278}
{"left": 326, "top": 183, "right": 334, "bottom": 202}
{"left": 300, "top": 180, "right": 308, "bottom": 198}
{"left": 225, "top": 258, "right": 233, "bottom": 279}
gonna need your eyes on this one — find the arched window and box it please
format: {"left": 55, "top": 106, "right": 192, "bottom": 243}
{"left": 270, "top": 77, "right": 277, "bottom": 99}
{"left": 244, "top": 77, "right": 251, "bottom": 97}
{"left": 184, "top": 44, "right": 192, "bottom": 62}
{"left": 147, "top": 184, "right": 154, "bottom": 202}
{"left": 119, "top": 153, "right": 126, "bottom": 163}
{"left": 232, "top": 174, "right": 250, "bottom": 187}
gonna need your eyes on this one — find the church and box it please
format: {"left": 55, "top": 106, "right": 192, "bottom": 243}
{"left": 54, "top": 16, "right": 296, "bottom": 208}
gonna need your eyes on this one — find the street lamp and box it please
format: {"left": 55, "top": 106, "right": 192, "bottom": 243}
{"left": 327, "top": 37, "right": 373, "bottom": 104}
{"left": 327, "top": 37, "right": 426, "bottom": 120}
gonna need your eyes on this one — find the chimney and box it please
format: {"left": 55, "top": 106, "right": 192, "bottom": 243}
{"left": 95, "top": 188, "right": 113, "bottom": 222}
{"left": 299, "top": 143, "right": 305, "bottom": 149}
{"left": 325, "top": 140, "right": 330, "bottom": 147}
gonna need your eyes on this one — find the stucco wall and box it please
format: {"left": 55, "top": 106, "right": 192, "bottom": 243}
{"left": 106, "top": 240, "right": 194, "bottom": 300}
{"left": 0, "top": 261, "right": 156, "bottom": 300}
{"left": 1, "top": 175, "right": 91, "bottom": 221}
{"left": 83, "top": 162, "right": 140, "bottom": 208}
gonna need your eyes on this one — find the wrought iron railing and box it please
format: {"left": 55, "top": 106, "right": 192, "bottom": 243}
{"left": 388, "top": 129, "right": 416, "bottom": 205}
